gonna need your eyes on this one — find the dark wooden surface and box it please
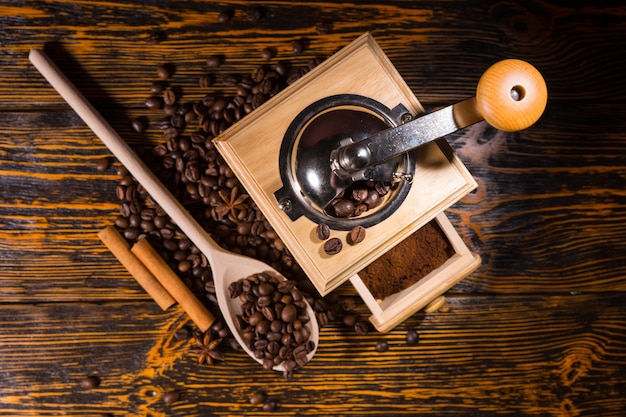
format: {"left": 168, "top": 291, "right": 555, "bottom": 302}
{"left": 1, "top": 1, "right": 626, "bottom": 416}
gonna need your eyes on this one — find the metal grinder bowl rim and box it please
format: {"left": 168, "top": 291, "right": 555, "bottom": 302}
{"left": 274, "top": 94, "right": 415, "bottom": 230}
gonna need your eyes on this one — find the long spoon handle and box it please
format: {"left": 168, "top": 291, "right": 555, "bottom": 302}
{"left": 28, "top": 49, "right": 221, "bottom": 300}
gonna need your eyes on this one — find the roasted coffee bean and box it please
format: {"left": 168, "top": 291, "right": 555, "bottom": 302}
{"left": 375, "top": 182, "right": 390, "bottom": 196}
{"left": 364, "top": 189, "right": 383, "bottom": 208}
{"left": 163, "top": 390, "right": 180, "bottom": 404}
{"left": 217, "top": 10, "right": 233, "bottom": 23}
{"left": 131, "top": 116, "right": 148, "bottom": 133}
{"left": 150, "top": 81, "right": 165, "bottom": 94}
{"left": 331, "top": 199, "right": 354, "bottom": 218}
{"left": 323, "top": 237, "right": 342, "bottom": 255}
{"left": 206, "top": 54, "right": 224, "bottom": 68}
{"left": 292, "top": 38, "right": 305, "bottom": 54}
{"left": 174, "top": 326, "right": 191, "bottom": 340}
{"left": 163, "top": 88, "right": 176, "bottom": 105}
{"left": 263, "top": 401, "right": 277, "bottom": 412}
{"left": 157, "top": 63, "right": 174, "bottom": 80}
{"left": 80, "top": 375, "right": 100, "bottom": 389}
{"left": 342, "top": 314, "right": 357, "bottom": 327}
{"left": 348, "top": 225, "right": 366, "bottom": 244}
{"left": 261, "top": 46, "right": 277, "bottom": 60}
{"left": 275, "top": 62, "right": 288, "bottom": 76}
{"left": 281, "top": 304, "right": 297, "bottom": 323}
{"left": 199, "top": 74, "right": 212, "bottom": 88}
{"left": 123, "top": 227, "right": 140, "bottom": 240}
{"left": 250, "top": 390, "right": 266, "bottom": 405}
{"left": 406, "top": 329, "right": 419, "bottom": 346}
{"left": 145, "top": 96, "right": 162, "bottom": 109}
{"left": 96, "top": 156, "right": 111, "bottom": 172}
{"left": 340, "top": 297, "right": 357, "bottom": 311}
{"left": 375, "top": 340, "right": 389, "bottom": 352}
{"left": 354, "top": 321, "right": 369, "bottom": 335}
{"left": 351, "top": 188, "right": 369, "bottom": 203}
{"left": 116, "top": 165, "right": 128, "bottom": 177}
{"left": 114, "top": 215, "right": 129, "bottom": 229}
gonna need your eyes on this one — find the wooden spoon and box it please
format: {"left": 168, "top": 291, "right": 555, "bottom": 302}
{"left": 29, "top": 49, "right": 319, "bottom": 372}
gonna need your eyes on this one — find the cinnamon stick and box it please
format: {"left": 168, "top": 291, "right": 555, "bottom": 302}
{"left": 98, "top": 225, "right": 175, "bottom": 310}
{"left": 131, "top": 238, "right": 215, "bottom": 332}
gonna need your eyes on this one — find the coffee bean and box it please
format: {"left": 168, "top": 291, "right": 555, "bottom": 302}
{"left": 351, "top": 188, "right": 369, "bottom": 203}
{"left": 206, "top": 55, "right": 224, "bottom": 68}
{"left": 131, "top": 116, "right": 148, "bottom": 133}
{"left": 80, "top": 375, "right": 100, "bottom": 389}
{"left": 263, "top": 401, "right": 277, "bottom": 412}
{"left": 354, "top": 321, "right": 369, "bottom": 335}
{"left": 163, "top": 390, "right": 180, "bottom": 404}
{"left": 150, "top": 81, "right": 165, "bottom": 94}
{"left": 331, "top": 199, "right": 354, "bottom": 218}
{"left": 163, "top": 88, "right": 176, "bottom": 105}
{"left": 198, "top": 74, "right": 212, "bottom": 89}
{"left": 342, "top": 314, "right": 357, "bottom": 327}
{"left": 281, "top": 303, "right": 297, "bottom": 323}
{"left": 406, "top": 329, "right": 419, "bottom": 346}
{"left": 375, "top": 340, "right": 389, "bottom": 352}
{"left": 292, "top": 38, "right": 305, "bottom": 54}
{"left": 275, "top": 62, "right": 288, "bottom": 76}
{"left": 364, "top": 189, "right": 382, "bottom": 208}
{"left": 157, "top": 64, "right": 174, "bottom": 80}
{"left": 315, "top": 223, "right": 330, "bottom": 240}
{"left": 96, "top": 156, "right": 112, "bottom": 172}
{"left": 323, "top": 237, "right": 342, "bottom": 255}
{"left": 348, "top": 225, "right": 366, "bottom": 244}
{"left": 114, "top": 215, "right": 129, "bottom": 229}
{"left": 123, "top": 227, "right": 140, "bottom": 240}
{"left": 340, "top": 297, "right": 357, "bottom": 311}
{"left": 261, "top": 46, "right": 277, "bottom": 60}
{"left": 174, "top": 327, "right": 191, "bottom": 341}
{"left": 250, "top": 391, "right": 266, "bottom": 405}
{"left": 145, "top": 96, "right": 163, "bottom": 110}
{"left": 217, "top": 10, "right": 233, "bottom": 23}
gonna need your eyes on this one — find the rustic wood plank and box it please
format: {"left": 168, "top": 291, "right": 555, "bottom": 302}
{"left": 1, "top": 1, "right": 625, "bottom": 110}
{"left": 447, "top": 102, "right": 626, "bottom": 293}
{"left": 0, "top": 293, "right": 624, "bottom": 416}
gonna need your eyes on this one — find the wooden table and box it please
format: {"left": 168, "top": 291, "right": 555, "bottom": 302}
{"left": 2, "top": 1, "right": 625, "bottom": 416}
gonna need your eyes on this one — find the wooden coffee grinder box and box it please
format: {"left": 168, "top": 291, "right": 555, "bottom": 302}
{"left": 214, "top": 33, "right": 480, "bottom": 332}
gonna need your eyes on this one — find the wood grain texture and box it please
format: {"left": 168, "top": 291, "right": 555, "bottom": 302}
{"left": 1, "top": 0, "right": 625, "bottom": 415}
{"left": 0, "top": 294, "right": 624, "bottom": 416}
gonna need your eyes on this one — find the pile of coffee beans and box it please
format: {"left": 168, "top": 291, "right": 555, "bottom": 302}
{"left": 106, "top": 31, "right": 423, "bottom": 376}
{"left": 113, "top": 54, "right": 331, "bottom": 307}
{"left": 325, "top": 181, "right": 397, "bottom": 218}
{"left": 229, "top": 272, "right": 315, "bottom": 378}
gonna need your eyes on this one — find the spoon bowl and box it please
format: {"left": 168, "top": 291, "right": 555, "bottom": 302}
{"left": 205, "top": 236, "right": 319, "bottom": 372}
{"left": 29, "top": 49, "right": 319, "bottom": 373}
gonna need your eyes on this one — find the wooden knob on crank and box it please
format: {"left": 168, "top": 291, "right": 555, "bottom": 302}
{"left": 476, "top": 59, "right": 547, "bottom": 132}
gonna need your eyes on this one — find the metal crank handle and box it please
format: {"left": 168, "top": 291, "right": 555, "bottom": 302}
{"left": 335, "top": 59, "right": 548, "bottom": 174}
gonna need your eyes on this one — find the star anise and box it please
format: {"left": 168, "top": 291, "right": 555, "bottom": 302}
{"left": 212, "top": 186, "right": 249, "bottom": 221}
{"left": 190, "top": 330, "right": 224, "bottom": 365}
